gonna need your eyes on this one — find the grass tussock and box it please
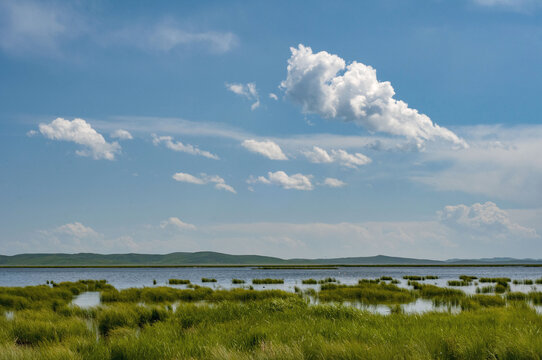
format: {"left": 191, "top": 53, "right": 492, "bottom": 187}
{"left": 168, "top": 279, "right": 190, "bottom": 285}
{"left": 447, "top": 280, "right": 470, "bottom": 286}
{"left": 301, "top": 279, "right": 317, "bottom": 284}
{"left": 232, "top": 279, "right": 245, "bottom": 284}
{"left": 403, "top": 275, "right": 438, "bottom": 281}
{"left": 252, "top": 279, "right": 284, "bottom": 284}
{"left": 201, "top": 278, "right": 217, "bottom": 283}
{"left": 318, "top": 282, "right": 415, "bottom": 304}
{"left": 513, "top": 279, "right": 534, "bottom": 285}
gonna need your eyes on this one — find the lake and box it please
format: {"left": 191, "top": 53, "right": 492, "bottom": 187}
{"left": 1, "top": 266, "right": 541, "bottom": 294}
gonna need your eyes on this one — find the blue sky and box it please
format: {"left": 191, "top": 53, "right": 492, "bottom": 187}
{"left": 1, "top": 0, "right": 542, "bottom": 259}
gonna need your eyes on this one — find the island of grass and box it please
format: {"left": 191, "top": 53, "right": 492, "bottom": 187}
{"left": 252, "top": 278, "right": 284, "bottom": 284}
{"left": 168, "top": 279, "right": 190, "bottom": 285}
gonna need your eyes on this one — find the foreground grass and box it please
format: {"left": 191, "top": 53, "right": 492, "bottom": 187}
{"left": 1, "top": 280, "right": 542, "bottom": 359}
{"left": 1, "top": 299, "right": 542, "bottom": 359}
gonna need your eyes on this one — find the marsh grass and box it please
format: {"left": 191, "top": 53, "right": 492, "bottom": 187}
{"left": 318, "top": 282, "right": 415, "bottom": 304}
{"left": 513, "top": 279, "right": 534, "bottom": 285}
{"left": 232, "top": 279, "right": 245, "bottom": 284}
{"left": 476, "top": 285, "right": 495, "bottom": 294}
{"left": 301, "top": 279, "right": 317, "bottom": 284}
{"left": 201, "top": 278, "right": 217, "bottom": 283}
{"left": 2, "top": 282, "right": 542, "bottom": 359}
{"left": 168, "top": 279, "right": 190, "bottom": 285}
{"left": 479, "top": 277, "right": 511, "bottom": 285}
{"left": 318, "top": 277, "right": 337, "bottom": 284}
{"left": 403, "top": 275, "right": 438, "bottom": 281}
{"left": 252, "top": 279, "right": 284, "bottom": 284}
{"left": 447, "top": 280, "right": 470, "bottom": 286}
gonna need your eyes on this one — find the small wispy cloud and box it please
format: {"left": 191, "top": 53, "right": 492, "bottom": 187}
{"left": 152, "top": 134, "right": 219, "bottom": 160}
{"left": 172, "top": 172, "right": 236, "bottom": 193}
{"left": 303, "top": 146, "right": 371, "bottom": 168}
{"left": 248, "top": 171, "right": 314, "bottom": 191}
{"left": 241, "top": 139, "right": 288, "bottom": 160}
{"left": 160, "top": 217, "right": 196, "bottom": 231}
{"left": 111, "top": 129, "right": 133, "bottom": 140}
{"left": 472, "top": 0, "right": 542, "bottom": 12}
{"left": 0, "top": 0, "right": 81, "bottom": 56}
{"left": 226, "top": 82, "right": 260, "bottom": 110}
{"left": 115, "top": 20, "right": 238, "bottom": 54}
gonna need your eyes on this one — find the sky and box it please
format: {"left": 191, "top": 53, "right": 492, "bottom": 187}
{"left": 1, "top": 0, "right": 542, "bottom": 259}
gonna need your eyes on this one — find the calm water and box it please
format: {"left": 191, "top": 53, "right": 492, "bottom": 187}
{"left": 1, "top": 266, "right": 541, "bottom": 293}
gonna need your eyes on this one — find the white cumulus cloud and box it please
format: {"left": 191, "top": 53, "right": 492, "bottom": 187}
{"left": 37, "top": 118, "right": 121, "bottom": 160}
{"left": 226, "top": 82, "right": 260, "bottom": 110}
{"left": 248, "top": 171, "right": 313, "bottom": 191}
{"left": 322, "top": 178, "right": 347, "bottom": 188}
{"left": 152, "top": 134, "right": 218, "bottom": 160}
{"left": 160, "top": 217, "right": 196, "bottom": 230}
{"left": 303, "top": 146, "right": 371, "bottom": 168}
{"left": 241, "top": 139, "right": 288, "bottom": 160}
{"left": 172, "top": 172, "right": 236, "bottom": 193}
{"left": 438, "top": 202, "right": 538, "bottom": 239}
{"left": 111, "top": 129, "right": 133, "bottom": 140}
{"left": 280, "top": 44, "right": 466, "bottom": 147}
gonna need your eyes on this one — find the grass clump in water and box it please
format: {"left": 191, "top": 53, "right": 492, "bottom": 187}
{"left": 252, "top": 278, "right": 284, "bottom": 284}
{"left": 201, "top": 278, "right": 217, "bottom": 283}
{"left": 318, "top": 282, "right": 415, "bottom": 304}
{"left": 318, "top": 277, "right": 337, "bottom": 284}
{"left": 168, "top": 279, "right": 190, "bottom": 285}
{"left": 476, "top": 286, "right": 495, "bottom": 294}
{"left": 232, "top": 279, "right": 245, "bottom": 284}
{"left": 403, "top": 275, "right": 438, "bottom": 281}
{"left": 513, "top": 279, "right": 533, "bottom": 285}
{"left": 301, "top": 279, "right": 317, "bottom": 284}
{"left": 447, "top": 280, "right": 470, "bottom": 287}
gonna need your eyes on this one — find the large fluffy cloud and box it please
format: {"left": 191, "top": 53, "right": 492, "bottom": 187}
{"left": 37, "top": 118, "right": 121, "bottom": 160}
{"left": 241, "top": 139, "right": 288, "bottom": 160}
{"left": 438, "top": 202, "right": 538, "bottom": 239}
{"left": 152, "top": 134, "right": 218, "bottom": 160}
{"left": 281, "top": 45, "right": 466, "bottom": 147}
{"left": 172, "top": 172, "right": 236, "bottom": 193}
{"left": 248, "top": 171, "right": 313, "bottom": 191}
{"left": 303, "top": 146, "right": 371, "bottom": 168}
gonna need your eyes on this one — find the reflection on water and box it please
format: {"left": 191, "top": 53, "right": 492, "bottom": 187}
{"left": 71, "top": 291, "right": 101, "bottom": 308}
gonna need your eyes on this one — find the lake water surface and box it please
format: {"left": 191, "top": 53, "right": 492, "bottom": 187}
{"left": 1, "top": 266, "right": 541, "bottom": 292}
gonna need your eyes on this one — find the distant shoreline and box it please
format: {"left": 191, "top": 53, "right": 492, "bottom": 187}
{"left": 1, "top": 264, "right": 542, "bottom": 268}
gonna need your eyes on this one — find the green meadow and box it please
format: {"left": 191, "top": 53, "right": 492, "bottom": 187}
{"left": 1, "top": 279, "right": 542, "bottom": 359}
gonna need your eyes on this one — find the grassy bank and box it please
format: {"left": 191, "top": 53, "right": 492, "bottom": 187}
{"left": 1, "top": 280, "right": 542, "bottom": 359}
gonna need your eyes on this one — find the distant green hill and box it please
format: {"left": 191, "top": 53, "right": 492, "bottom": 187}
{"left": 0, "top": 251, "right": 539, "bottom": 266}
